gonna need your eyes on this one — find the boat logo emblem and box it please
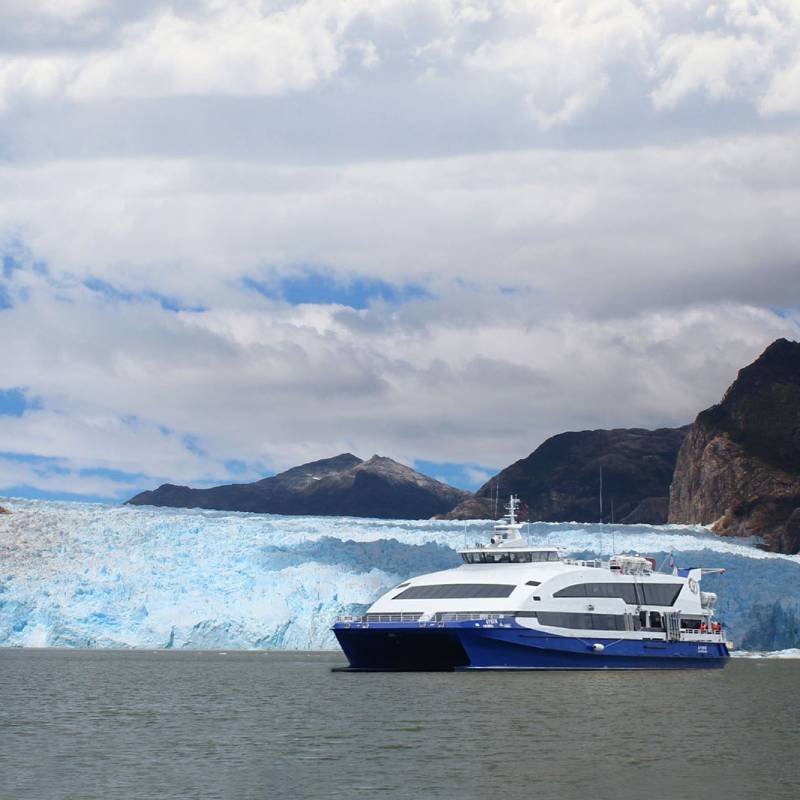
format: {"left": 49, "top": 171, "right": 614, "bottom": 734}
{"left": 688, "top": 578, "right": 698, "bottom": 594}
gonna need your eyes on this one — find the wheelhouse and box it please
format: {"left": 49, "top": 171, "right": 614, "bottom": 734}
{"left": 460, "top": 548, "right": 561, "bottom": 564}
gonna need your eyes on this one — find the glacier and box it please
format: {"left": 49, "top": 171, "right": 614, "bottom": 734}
{"left": 1, "top": 497, "right": 800, "bottom": 651}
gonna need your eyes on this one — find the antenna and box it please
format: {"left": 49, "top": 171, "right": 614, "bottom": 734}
{"left": 598, "top": 463, "right": 604, "bottom": 558}
{"left": 599, "top": 463, "right": 603, "bottom": 523}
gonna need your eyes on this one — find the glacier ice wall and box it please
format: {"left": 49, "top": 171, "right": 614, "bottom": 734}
{"left": 1, "top": 498, "right": 799, "bottom": 650}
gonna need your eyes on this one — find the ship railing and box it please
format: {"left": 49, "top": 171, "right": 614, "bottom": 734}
{"left": 336, "top": 612, "right": 505, "bottom": 625}
{"left": 564, "top": 558, "right": 603, "bottom": 568}
{"left": 435, "top": 612, "right": 503, "bottom": 622}
{"left": 339, "top": 613, "right": 423, "bottom": 623}
{"left": 680, "top": 627, "right": 723, "bottom": 636}
{"left": 365, "top": 613, "right": 424, "bottom": 623}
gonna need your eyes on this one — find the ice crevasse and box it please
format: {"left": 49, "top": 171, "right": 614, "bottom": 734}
{"left": 1, "top": 498, "right": 800, "bottom": 651}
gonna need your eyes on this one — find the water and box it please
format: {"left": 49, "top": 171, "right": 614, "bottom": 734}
{"left": 1, "top": 650, "right": 798, "bottom": 800}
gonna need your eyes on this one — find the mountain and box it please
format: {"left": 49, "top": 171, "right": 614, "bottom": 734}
{"left": 127, "top": 453, "right": 469, "bottom": 519}
{"left": 441, "top": 427, "right": 688, "bottom": 522}
{"left": 669, "top": 338, "right": 800, "bottom": 554}
{"left": 0, "top": 505, "right": 10, "bottom": 515}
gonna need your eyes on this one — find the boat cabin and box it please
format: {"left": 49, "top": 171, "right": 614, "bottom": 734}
{"left": 460, "top": 548, "right": 561, "bottom": 564}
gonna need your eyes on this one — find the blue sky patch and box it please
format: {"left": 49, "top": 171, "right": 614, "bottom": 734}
{"left": 77, "top": 466, "right": 148, "bottom": 483}
{"left": 769, "top": 307, "right": 799, "bottom": 320}
{"left": 3, "top": 245, "right": 29, "bottom": 278}
{"left": 414, "top": 460, "right": 496, "bottom": 492}
{"left": 3, "top": 253, "right": 22, "bottom": 279}
{"left": 0, "top": 388, "right": 40, "bottom": 417}
{"left": 243, "top": 270, "right": 432, "bottom": 309}
{"left": 223, "top": 459, "right": 250, "bottom": 475}
{"left": 0, "top": 453, "right": 147, "bottom": 503}
{"left": 0, "top": 451, "right": 71, "bottom": 476}
{"left": 182, "top": 435, "right": 207, "bottom": 457}
{"left": 84, "top": 278, "right": 206, "bottom": 313}
{"left": 0, "top": 485, "right": 116, "bottom": 504}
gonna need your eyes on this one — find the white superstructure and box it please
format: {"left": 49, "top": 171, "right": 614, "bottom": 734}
{"left": 363, "top": 495, "right": 726, "bottom": 644}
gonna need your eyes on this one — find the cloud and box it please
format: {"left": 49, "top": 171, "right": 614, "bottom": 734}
{"left": 761, "top": 55, "right": 800, "bottom": 115}
{"left": 1, "top": 136, "right": 799, "bottom": 315}
{"left": 463, "top": 0, "right": 654, "bottom": 129}
{"left": 1, "top": 263, "right": 798, "bottom": 498}
{"left": 0, "top": 1, "right": 369, "bottom": 108}
{"left": 650, "top": 0, "right": 800, "bottom": 113}
{"left": 0, "top": 1, "right": 798, "bottom": 499}
{"left": 1, "top": 1, "right": 799, "bottom": 126}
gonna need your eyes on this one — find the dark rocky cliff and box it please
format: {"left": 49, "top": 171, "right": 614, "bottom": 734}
{"left": 441, "top": 427, "right": 687, "bottom": 522}
{"left": 669, "top": 338, "right": 800, "bottom": 554}
{"left": 128, "top": 453, "right": 468, "bottom": 519}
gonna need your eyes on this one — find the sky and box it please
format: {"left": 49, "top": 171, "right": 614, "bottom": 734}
{"left": 1, "top": 0, "right": 799, "bottom": 502}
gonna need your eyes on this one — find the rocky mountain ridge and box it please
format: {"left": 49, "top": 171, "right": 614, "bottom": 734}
{"left": 440, "top": 427, "right": 688, "bottom": 524}
{"left": 126, "top": 338, "right": 799, "bottom": 549}
{"left": 669, "top": 338, "right": 800, "bottom": 554}
{"left": 128, "top": 453, "right": 469, "bottom": 519}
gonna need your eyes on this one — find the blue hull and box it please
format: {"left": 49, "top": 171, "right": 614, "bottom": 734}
{"left": 332, "top": 620, "right": 730, "bottom": 671}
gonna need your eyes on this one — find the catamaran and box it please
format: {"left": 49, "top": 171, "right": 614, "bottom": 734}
{"left": 332, "top": 496, "right": 730, "bottom": 670}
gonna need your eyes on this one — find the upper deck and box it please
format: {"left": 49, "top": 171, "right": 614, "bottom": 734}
{"left": 459, "top": 547, "right": 563, "bottom": 564}
{"left": 343, "top": 494, "right": 727, "bottom": 646}
{"left": 457, "top": 495, "right": 653, "bottom": 573}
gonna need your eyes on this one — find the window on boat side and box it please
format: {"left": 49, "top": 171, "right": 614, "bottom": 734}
{"left": 554, "top": 582, "right": 683, "bottom": 606}
{"left": 461, "top": 551, "right": 558, "bottom": 564}
{"left": 639, "top": 584, "right": 683, "bottom": 606}
{"left": 649, "top": 611, "right": 663, "bottom": 629}
{"left": 536, "top": 611, "right": 627, "bottom": 631}
{"left": 639, "top": 610, "right": 665, "bottom": 630}
{"left": 393, "top": 583, "right": 516, "bottom": 600}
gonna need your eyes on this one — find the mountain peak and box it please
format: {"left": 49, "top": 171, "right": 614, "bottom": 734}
{"left": 759, "top": 337, "right": 800, "bottom": 362}
{"left": 440, "top": 426, "right": 687, "bottom": 523}
{"left": 670, "top": 338, "right": 800, "bottom": 553}
{"left": 722, "top": 338, "right": 800, "bottom": 406}
{"left": 128, "top": 452, "right": 466, "bottom": 519}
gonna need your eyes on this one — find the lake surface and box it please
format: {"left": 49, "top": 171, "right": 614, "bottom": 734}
{"left": 1, "top": 649, "right": 798, "bottom": 800}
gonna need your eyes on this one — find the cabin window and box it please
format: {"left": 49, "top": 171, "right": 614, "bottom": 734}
{"left": 461, "top": 551, "right": 558, "bottom": 564}
{"left": 536, "top": 612, "right": 627, "bottom": 631}
{"left": 649, "top": 611, "right": 663, "bottom": 629}
{"left": 554, "top": 583, "right": 639, "bottom": 604}
{"left": 393, "top": 583, "right": 516, "bottom": 600}
{"left": 554, "top": 582, "right": 683, "bottom": 606}
{"left": 525, "top": 580, "right": 541, "bottom": 586}
{"left": 639, "top": 584, "right": 683, "bottom": 607}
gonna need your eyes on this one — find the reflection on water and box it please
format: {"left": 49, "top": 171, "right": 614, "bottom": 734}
{"left": 1, "top": 650, "right": 799, "bottom": 800}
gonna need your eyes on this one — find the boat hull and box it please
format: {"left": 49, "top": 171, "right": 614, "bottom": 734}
{"left": 332, "top": 620, "right": 730, "bottom": 671}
